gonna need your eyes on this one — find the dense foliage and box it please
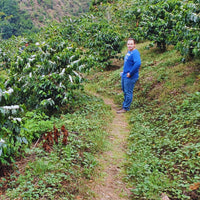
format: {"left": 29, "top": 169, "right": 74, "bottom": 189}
{"left": 0, "top": 0, "right": 36, "bottom": 39}
{"left": 0, "top": 0, "right": 199, "bottom": 199}
{"left": 92, "top": 0, "right": 200, "bottom": 59}
{"left": 0, "top": 13, "right": 124, "bottom": 167}
{"left": 138, "top": 0, "right": 200, "bottom": 58}
{"left": 7, "top": 38, "right": 85, "bottom": 113}
{"left": 0, "top": 87, "right": 28, "bottom": 167}
{"left": 61, "top": 15, "right": 125, "bottom": 67}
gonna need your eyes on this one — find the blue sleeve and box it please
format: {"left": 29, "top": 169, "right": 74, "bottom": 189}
{"left": 129, "top": 50, "right": 141, "bottom": 77}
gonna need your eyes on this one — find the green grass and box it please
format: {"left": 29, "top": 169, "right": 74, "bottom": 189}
{"left": 1, "top": 41, "right": 199, "bottom": 199}
{"left": 86, "top": 42, "right": 200, "bottom": 200}
{"left": 127, "top": 92, "right": 200, "bottom": 199}
{"left": 1, "top": 93, "right": 113, "bottom": 200}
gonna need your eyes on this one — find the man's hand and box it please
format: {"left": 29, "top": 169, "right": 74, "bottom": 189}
{"left": 127, "top": 73, "right": 131, "bottom": 78}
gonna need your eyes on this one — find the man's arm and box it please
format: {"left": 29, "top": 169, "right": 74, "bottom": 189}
{"left": 129, "top": 50, "right": 141, "bottom": 77}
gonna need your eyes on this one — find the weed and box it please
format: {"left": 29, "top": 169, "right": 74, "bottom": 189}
{"left": 2, "top": 93, "right": 112, "bottom": 199}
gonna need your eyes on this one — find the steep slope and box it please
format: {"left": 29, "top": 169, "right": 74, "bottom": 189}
{"left": 17, "top": 0, "right": 91, "bottom": 27}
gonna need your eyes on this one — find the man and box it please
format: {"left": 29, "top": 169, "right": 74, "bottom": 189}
{"left": 117, "top": 38, "right": 141, "bottom": 113}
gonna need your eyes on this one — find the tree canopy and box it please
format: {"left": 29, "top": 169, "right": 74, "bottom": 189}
{"left": 0, "top": 0, "right": 36, "bottom": 39}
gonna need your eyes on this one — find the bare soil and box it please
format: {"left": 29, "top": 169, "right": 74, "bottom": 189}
{"left": 88, "top": 96, "right": 131, "bottom": 200}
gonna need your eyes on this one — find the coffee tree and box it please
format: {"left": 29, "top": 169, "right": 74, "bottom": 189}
{"left": 174, "top": 1, "right": 200, "bottom": 59}
{"left": 108, "top": 0, "right": 199, "bottom": 59}
{"left": 6, "top": 37, "right": 86, "bottom": 113}
{"left": 0, "top": 14, "right": 125, "bottom": 168}
{"left": 4, "top": 15, "right": 125, "bottom": 114}
{"left": 136, "top": 0, "right": 199, "bottom": 58}
{"left": 0, "top": 88, "right": 27, "bottom": 165}
{"left": 61, "top": 15, "right": 125, "bottom": 68}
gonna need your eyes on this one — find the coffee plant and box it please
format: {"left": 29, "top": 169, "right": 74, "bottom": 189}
{"left": 2, "top": 14, "right": 125, "bottom": 114}
{"left": 135, "top": 0, "right": 199, "bottom": 58}
{"left": 174, "top": 1, "right": 200, "bottom": 59}
{"left": 6, "top": 36, "right": 87, "bottom": 113}
{"left": 138, "top": 0, "right": 182, "bottom": 50}
{"left": 96, "top": 0, "right": 200, "bottom": 59}
{"left": 0, "top": 87, "right": 27, "bottom": 166}
{"left": 61, "top": 15, "right": 125, "bottom": 68}
{"left": 0, "top": 11, "right": 126, "bottom": 172}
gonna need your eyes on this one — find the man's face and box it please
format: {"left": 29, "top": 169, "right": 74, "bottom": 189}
{"left": 127, "top": 40, "right": 135, "bottom": 51}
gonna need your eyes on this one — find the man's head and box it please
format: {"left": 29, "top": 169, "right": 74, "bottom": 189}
{"left": 127, "top": 38, "right": 135, "bottom": 51}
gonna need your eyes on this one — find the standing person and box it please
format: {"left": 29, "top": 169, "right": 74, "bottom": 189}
{"left": 117, "top": 38, "right": 141, "bottom": 113}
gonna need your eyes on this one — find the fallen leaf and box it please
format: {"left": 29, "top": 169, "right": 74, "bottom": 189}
{"left": 189, "top": 182, "right": 200, "bottom": 190}
{"left": 61, "top": 125, "right": 68, "bottom": 145}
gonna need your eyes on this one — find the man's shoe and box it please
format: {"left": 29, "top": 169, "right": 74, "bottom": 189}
{"left": 116, "top": 109, "right": 127, "bottom": 114}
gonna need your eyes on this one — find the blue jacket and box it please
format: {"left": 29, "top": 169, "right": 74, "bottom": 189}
{"left": 122, "top": 49, "right": 141, "bottom": 79}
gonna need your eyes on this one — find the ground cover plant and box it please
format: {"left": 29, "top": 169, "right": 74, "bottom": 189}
{"left": 1, "top": 93, "right": 112, "bottom": 199}
{"left": 86, "top": 41, "right": 200, "bottom": 199}
{"left": 127, "top": 92, "right": 200, "bottom": 200}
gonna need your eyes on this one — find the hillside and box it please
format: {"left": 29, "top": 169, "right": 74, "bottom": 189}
{"left": 0, "top": 0, "right": 91, "bottom": 39}
{"left": 0, "top": 0, "right": 199, "bottom": 199}
{"left": 85, "top": 41, "right": 200, "bottom": 200}
{"left": 17, "top": 0, "right": 91, "bottom": 27}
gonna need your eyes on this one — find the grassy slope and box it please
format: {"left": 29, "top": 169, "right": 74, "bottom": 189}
{"left": 86, "top": 42, "right": 200, "bottom": 200}
{"left": 0, "top": 35, "right": 199, "bottom": 200}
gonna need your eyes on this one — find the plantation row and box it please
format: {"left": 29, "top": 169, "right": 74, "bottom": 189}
{"left": 0, "top": 0, "right": 199, "bottom": 198}
{"left": 0, "top": 14, "right": 125, "bottom": 166}
{"left": 92, "top": 0, "right": 199, "bottom": 60}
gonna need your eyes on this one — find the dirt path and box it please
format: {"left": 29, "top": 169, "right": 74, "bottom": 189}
{"left": 89, "top": 96, "right": 131, "bottom": 200}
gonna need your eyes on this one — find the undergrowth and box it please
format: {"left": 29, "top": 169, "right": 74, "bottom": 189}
{"left": 127, "top": 92, "right": 200, "bottom": 199}
{"left": 86, "top": 41, "right": 200, "bottom": 200}
{"left": 1, "top": 93, "right": 112, "bottom": 199}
